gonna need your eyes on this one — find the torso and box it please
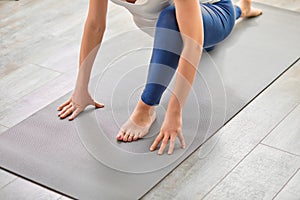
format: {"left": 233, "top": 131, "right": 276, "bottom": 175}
{"left": 110, "top": 0, "right": 220, "bottom": 36}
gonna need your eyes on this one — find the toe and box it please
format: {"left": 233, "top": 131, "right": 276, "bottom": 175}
{"left": 123, "top": 133, "right": 130, "bottom": 142}
{"left": 133, "top": 135, "right": 139, "bottom": 141}
{"left": 249, "top": 8, "right": 262, "bottom": 17}
{"left": 255, "top": 8, "right": 263, "bottom": 16}
{"left": 116, "top": 130, "right": 125, "bottom": 140}
{"left": 128, "top": 134, "right": 134, "bottom": 142}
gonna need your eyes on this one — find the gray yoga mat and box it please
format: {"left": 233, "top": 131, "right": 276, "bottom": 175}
{"left": 1, "top": 3, "right": 300, "bottom": 199}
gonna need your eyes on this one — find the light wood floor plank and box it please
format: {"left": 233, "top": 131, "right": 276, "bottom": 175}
{"left": 263, "top": 103, "right": 300, "bottom": 156}
{"left": 0, "top": 72, "right": 76, "bottom": 128}
{"left": 0, "top": 64, "right": 60, "bottom": 101}
{"left": 0, "top": 178, "right": 60, "bottom": 200}
{"left": 202, "top": 144, "right": 300, "bottom": 200}
{"left": 0, "top": 170, "right": 17, "bottom": 189}
{"left": 274, "top": 169, "right": 300, "bottom": 200}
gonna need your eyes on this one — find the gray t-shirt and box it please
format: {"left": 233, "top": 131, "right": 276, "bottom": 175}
{"left": 110, "top": 0, "right": 220, "bottom": 36}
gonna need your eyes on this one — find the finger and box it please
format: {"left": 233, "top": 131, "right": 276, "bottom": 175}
{"left": 94, "top": 101, "right": 105, "bottom": 109}
{"left": 58, "top": 103, "right": 72, "bottom": 116}
{"left": 178, "top": 130, "right": 186, "bottom": 149}
{"left": 158, "top": 134, "right": 170, "bottom": 155}
{"left": 168, "top": 134, "right": 176, "bottom": 155}
{"left": 60, "top": 107, "right": 74, "bottom": 119}
{"left": 150, "top": 133, "right": 164, "bottom": 151}
{"left": 68, "top": 108, "right": 83, "bottom": 121}
{"left": 58, "top": 98, "right": 71, "bottom": 111}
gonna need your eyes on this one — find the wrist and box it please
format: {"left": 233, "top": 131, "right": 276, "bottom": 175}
{"left": 74, "top": 67, "right": 90, "bottom": 92}
{"left": 167, "top": 95, "right": 182, "bottom": 114}
{"left": 74, "top": 84, "right": 89, "bottom": 93}
{"left": 166, "top": 109, "right": 182, "bottom": 118}
{"left": 73, "top": 86, "right": 90, "bottom": 98}
{"left": 166, "top": 106, "right": 182, "bottom": 118}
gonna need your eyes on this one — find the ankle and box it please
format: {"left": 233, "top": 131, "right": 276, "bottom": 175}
{"left": 136, "top": 99, "right": 154, "bottom": 111}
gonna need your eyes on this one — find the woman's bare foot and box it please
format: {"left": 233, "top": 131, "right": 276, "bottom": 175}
{"left": 237, "top": 0, "right": 262, "bottom": 18}
{"left": 116, "top": 99, "right": 156, "bottom": 142}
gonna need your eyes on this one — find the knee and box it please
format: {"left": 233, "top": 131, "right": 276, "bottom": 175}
{"left": 156, "top": 6, "right": 179, "bottom": 30}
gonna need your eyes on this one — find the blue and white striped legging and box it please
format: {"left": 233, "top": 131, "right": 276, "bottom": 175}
{"left": 141, "top": 0, "right": 242, "bottom": 105}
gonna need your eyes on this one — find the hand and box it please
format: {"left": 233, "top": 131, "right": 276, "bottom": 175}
{"left": 57, "top": 89, "right": 104, "bottom": 120}
{"left": 150, "top": 111, "right": 186, "bottom": 155}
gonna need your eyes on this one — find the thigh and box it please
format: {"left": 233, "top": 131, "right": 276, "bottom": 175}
{"left": 157, "top": 0, "right": 235, "bottom": 49}
{"left": 201, "top": 0, "right": 236, "bottom": 48}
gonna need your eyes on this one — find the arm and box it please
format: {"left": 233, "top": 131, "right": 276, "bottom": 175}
{"left": 58, "top": 0, "right": 108, "bottom": 120}
{"left": 168, "top": 0, "right": 203, "bottom": 113}
{"left": 77, "top": 0, "right": 108, "bottom": 90}
{"left": 150, "top": 0, "right": 204, "bottom": 154}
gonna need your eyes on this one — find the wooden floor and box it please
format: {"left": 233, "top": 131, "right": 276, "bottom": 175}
{"left": 0, "top": 0, "right": 300, "bottom": 199}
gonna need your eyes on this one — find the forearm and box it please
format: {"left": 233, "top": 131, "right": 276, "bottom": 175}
{"left": 168, "top": 0, "right": 204, "bottom": 113}
{"left": 75, "top": 23, "right": 105, "bottom": 91}
{"left": 75, "top": 0, "right": 108, "bottom": 91}
{"left": 79, "top": 21, "right": 105, "bottom": 68}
